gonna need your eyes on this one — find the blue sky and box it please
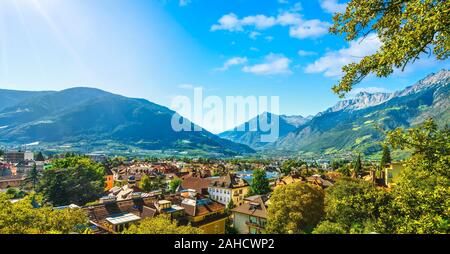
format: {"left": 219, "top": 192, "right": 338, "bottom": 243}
{"left": 0, "top": 0, "right": 448, "bottom": 133}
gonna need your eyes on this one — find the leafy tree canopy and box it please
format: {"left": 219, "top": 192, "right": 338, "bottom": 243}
{"left": 169, "top": 178, "right": 182, "bottom": 193}
{"left": 266, "top": 182, "right": 324, "bottom": 234}
{"left": 0, "top": 193, "right": 89, "bottom": 234}
{"left": 380, "top": 119, "right": 450, "bottom": 233}
{"left": 250, "top": 169, "right": 271, "bottom": 195}
{"left": 38, "top": 156, "right": 105, "bottom": 206}
{"left": 331, "top": 0, "right": 450, "bottom": 97}
{"left": 322, "top": 177, "right": 391, "bottom": 233}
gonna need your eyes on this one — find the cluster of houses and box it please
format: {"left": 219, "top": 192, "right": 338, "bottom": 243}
{"left": 1, "top": 150, "right": 403, "bottom": 234}
{"left": 72, "top": 159, "right": 339, "bottom": 234}
{"left": 0, "top": 151, "right": 45, "bottom": 189}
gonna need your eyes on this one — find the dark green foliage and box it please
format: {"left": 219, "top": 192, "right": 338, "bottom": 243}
{"left": 35, "top": 152, "right": 45, "bottom": 162}
{"left": 38, "top": 156, "right": 105, "bottom": 206}
{"left": 323, "top": 177, "right": 391, "bottom": 233}
{"left": 330, "top": 0, "right": 449, "bottom": 97}
{"left": 353, "top": 154, "right": 363, "bottom": 175}
{"left": 250, "top": 169, "right": 271, "bottom": 195}
{"left": 380, "top": 145, "right": 392, "bottom": 169}
{"left": 25, "top": 163, "right": 39, "bottom": 190}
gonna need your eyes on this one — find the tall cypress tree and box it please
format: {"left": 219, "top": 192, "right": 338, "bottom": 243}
{"left": 380, "top": 145, "right": 392, "bottom": 169}
{"left": 353, "top": 154, "right": 363, "bottom": 176}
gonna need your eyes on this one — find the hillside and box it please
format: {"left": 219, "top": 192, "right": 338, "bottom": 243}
{"left": 0, "top": 87, "right": 254, "bottom": 156}
{"left": 268, "top": 70, "right": 450, "bottom": 156}
{"left": 218, "top": 112, "right": 309, "bottom": 149}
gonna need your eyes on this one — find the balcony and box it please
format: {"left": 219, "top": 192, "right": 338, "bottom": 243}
{"left": 245, "top": 221, "right": 265, "bottom": 229}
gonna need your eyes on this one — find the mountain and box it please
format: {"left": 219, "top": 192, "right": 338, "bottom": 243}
{"left": 0, "top": 89, "right": 52, "bottom": 111}
{"left": 0, "top": 87, "right": 254, "bottom": 156}
{"left": 268, "top": 69, "right": 450, "bottom": 156}
{"left": 219, "top": 112, "right": 310, "bottom": 149}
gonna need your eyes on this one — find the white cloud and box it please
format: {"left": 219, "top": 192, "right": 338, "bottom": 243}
{"left": 305, "top": 33, "right": 381, "bottom": 77}
{"left": 298, "top": 50, "right": 317, "bottom": 56}
{"left": 211, "top": 10, "right": 330, "bottom": 39}
{"left": 242, "top": 54, "right": 292, "bottom": 75}
{"left": 211, "top": 13, "right": 243, "bottom": 32}
{"left": 249, "top": 31, "right": 261, "bottom": 39}
{"left": 278, "top": 0, "right": 289, "bottom": 4}
{"left": 215, "top": 57, "right": 248, "bottom": 71}
{"left": 290, "top": 2, "right": 303, "bottom": 12}
{"left": 289, "top": 19, "right": 330, "bottom": 39}
{"left": 179, "top": 0, "right": 191, "bottom": 7}
{"left": 319, "top": 0, "right": 347, "bottom": 14}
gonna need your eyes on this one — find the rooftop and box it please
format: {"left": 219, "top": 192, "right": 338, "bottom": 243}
{"left": 106, "top": 212, "right": 141, "bottom": 225}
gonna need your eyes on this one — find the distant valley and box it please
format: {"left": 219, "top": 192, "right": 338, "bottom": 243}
{"left": 220, "top": 70, "right": 450, "bottom": 158}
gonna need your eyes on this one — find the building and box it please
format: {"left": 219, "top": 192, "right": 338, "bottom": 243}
{"left": 384, "top": 163, "right": 404, "bottom": 187}
{"left": 275, "top": 175, "right": 303, "bottom": 187}
{"left": 83, "top": 190, "right": 226, "bottom": 234}
{"left": 0, "top": 174, "right": 26, "bottom": 189}
{"left": 231, "top": 195, "right": 269, "bottom": 234}
{"left": 179, "top": 191, "right": 227, "bottom": 234}
{"left": 178, "top": 176, "right": 213, "bottom": 195}
{"left": 105, "top": 168, "right": 114, "bottom": 191}
{"left": 306, "top": 174, "right": 334, "bottom": 189}
{"left": 208, "top": 173, "right": 250, "bottom": 206}
{"left": 84, "top": 196, "right": 158, "bottom": 233}
{"left": 4, "top": 151, "right": 34, "bottom": 163}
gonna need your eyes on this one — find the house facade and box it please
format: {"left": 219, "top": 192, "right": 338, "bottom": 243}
{"left": 208, "top": 173, "right": 249, "bottom": 206}
{"left": 231, "top": 195, "right": 269, "bottom": 234}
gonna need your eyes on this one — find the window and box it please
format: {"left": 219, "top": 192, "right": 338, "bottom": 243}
{"left": 249, "top": 216, "right": 258, "bottom": 224}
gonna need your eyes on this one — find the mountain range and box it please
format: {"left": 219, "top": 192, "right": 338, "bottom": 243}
{"left": 0, "top": 88, "right": 254, "bottom": 156}
{"left": 0, "top": 70, "right": 448, "bottom": 158}
{"left": 220, "top": 69, "right": 450, "bottom": 157}
{"left": 219, "top": 112, "right": 311, "bottom": 149}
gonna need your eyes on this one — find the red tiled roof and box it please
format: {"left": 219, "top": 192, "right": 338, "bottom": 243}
{"left": 180, "top": 176, "right": 213, "bottom": 194}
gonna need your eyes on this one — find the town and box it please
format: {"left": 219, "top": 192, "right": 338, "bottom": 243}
{"left": 0, "top": 146, "right": 405, "bottom": 234}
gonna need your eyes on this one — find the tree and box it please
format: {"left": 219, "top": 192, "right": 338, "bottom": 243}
{"left": 250, "top": 169, "right": 271, "bottom": 195}
{"left": 353, "top": 153, "right": 363, "bottom": 176}
{"left": 0, "top": 193, "right": 89, "bottom": 234}
{"left": 226, "top": 198, "right": 236, "bottom": 210}
{"left": 280, "top": 159, "right": 306, "bottom": 176}
{"left": 139, "top": 175, "right": 153, "bottom": 192}
{"left": 169, "top": 178, "right": 182, "bottom": 193}
{"left": 312, "top": 221, "right": 347, "bottom": 234}
{"left": 379, "top": 119, "right": 450, "bottom": 233}
{"left": 5, "top": 188, "right": 26, "bottom": 199}
{"left": 25, "top": 163, "right": 39, "bottom": 191}
{"left": 38, "top": 156, "right": 105, "bottom": 206}
{"left": 35, "top": 152, "right": 45, "bottom": 162}
{"left": 139, "top": 175, "right": 166, "bottom": 193}
{"left": 266, "top": 182, "right": 324, "bottom": 234}
{"left": 337, "top": 164, "right": 351, "bottom": 177}
{"left": 330, "top": 0, "right": 450, "bottom": 97}
{"left": 322, "top": 177, "right": 391, "bottom": 233}
{"left": 380, "top": 145, "right": 392, "bottom": 169}
{"left": 123, "top": 214, "right": 203, "bottom": 234}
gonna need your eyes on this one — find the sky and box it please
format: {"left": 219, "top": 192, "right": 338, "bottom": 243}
{"left": 0, "top": 0, "right": 448, "bottom": 133}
